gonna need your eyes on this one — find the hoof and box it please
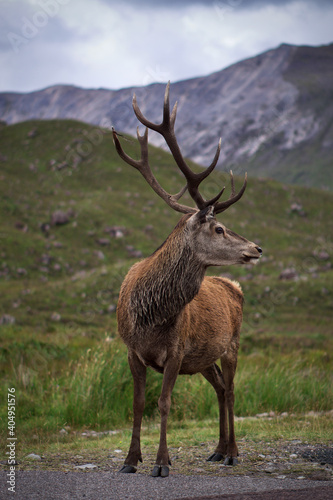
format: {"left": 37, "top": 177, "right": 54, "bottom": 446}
{"left": 223, "top": 456, "right": 238, "bottom": 466}
{"left": 151, "top": 465, "right": 169, "bottom": 477}
{"left": 119, "top": 465, "right": 137, "bottom": 473}
{"left": 207, "top": 452, "right": 224, "bottom": 462}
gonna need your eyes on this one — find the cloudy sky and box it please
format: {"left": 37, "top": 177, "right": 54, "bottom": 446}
{"left": 0, "top": 0, "right": 332, "bottom": 93}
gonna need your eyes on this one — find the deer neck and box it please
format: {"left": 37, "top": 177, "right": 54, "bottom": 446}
{"left": 130, "top": 223, "right": 205, "bottom": 329}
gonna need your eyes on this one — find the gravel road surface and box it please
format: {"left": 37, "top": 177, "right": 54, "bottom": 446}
{"left": 1, "top": 471, "right": 332, "bottom": 500}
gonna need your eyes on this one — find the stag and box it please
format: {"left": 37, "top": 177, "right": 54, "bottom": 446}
{"left": 112, "top": 82, "right": 262, "bottom": 478}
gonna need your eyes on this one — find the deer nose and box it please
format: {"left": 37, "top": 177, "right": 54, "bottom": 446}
{"left": 256, "top": 246, "right": 263, "bottom": 255}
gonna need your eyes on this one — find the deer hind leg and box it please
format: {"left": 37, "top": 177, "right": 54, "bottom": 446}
{"left": 221, "top": 357, "right": 238, "bottom": 466}
{"left": 119, "top": 350, "right": 146, "bottom": 474}
{"left": 152, "top": 357, "right": 181, "bottom": 478}
{"left": 201, "top": 363, "right": 228, "bottom": 463}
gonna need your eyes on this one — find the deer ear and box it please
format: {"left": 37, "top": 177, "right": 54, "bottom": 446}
{"left": 190, "top": 206, "right": 215, "bottom": 226}
{"left": 199, "top": 206, "right": 215, "bottom": 223}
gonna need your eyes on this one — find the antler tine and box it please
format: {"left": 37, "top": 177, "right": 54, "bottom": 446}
{"left": 163, "top": 80, "right": 171, "bottom": 127}
{"left": 213, "top": 171, "right": 247, "bottom": 214}
{"left": 132, "top": 82, "right": 178, "bottom": 135}
{"left": 133, "top": 82, "right": 225, "bottom": 210}
{"left": 132, "top": 94, "right": 159, "bottom": 132}
{"left": 112, "top": 126, "right": 145, "bottom": 170}
{"left": 172, "top": 184, "right": 188, "bottom": 201}
{"left": 198, "top": 138, "right": 222, "bottom": 187}
{"left": 112, "top": 128, "right": 196, "bottom": 214}
{"left": 116, "top": 83, "right": 245, "bottom": 215}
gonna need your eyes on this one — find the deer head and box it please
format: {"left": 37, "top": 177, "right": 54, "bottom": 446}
{"left": 112, "top": 82, "right": 262, "bottom": 267}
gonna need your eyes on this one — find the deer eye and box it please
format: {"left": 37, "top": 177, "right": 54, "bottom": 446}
{"left": 215, "top": 226, "right": 224, "bottom": 235}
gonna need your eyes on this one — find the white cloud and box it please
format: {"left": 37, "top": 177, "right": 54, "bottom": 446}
{"left": 0, "top": 0, "right": 332, "bottom": 92}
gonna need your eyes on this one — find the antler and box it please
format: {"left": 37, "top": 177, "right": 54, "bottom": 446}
{"left": 214, "top": 171, "right": 247, "bottom": 214}
{"left": 112, "top": 127, "right": 195, "bottom": 214}
{"left": 113, "top": 81, "right": 247, "bottom": 214}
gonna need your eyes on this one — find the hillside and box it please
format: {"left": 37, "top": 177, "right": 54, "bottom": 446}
{"left": 0, "top": 119, "right": 332, "bottom": 441}
{"left": 0, "top": 43, "right": 332, "bottom": 189}
{"left": 0, "top": 119, "right": 332, "bottom": 336}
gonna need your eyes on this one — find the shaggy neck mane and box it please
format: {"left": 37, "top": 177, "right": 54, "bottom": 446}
{"left": 130, "top": 216, "right": 205, "bottom": 329}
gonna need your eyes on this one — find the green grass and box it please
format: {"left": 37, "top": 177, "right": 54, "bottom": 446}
{"left": 0, "top": 336, "right": 331, "bottom": 446}
{"left": 0, "top": 119, "right": 332, "bottom": 459}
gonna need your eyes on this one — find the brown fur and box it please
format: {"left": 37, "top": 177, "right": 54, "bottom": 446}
{"left": 117, "top": 211, "right": 261, "bottom": 476}
{"left": 113, "top": 83, "right": 262, "bottom": 477}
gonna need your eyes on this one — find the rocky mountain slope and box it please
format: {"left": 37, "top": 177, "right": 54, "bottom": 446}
{"left": 1, "top": 43, "right": 332, "bottom": 188}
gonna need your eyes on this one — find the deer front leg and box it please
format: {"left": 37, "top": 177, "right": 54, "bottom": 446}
{"left": 152, "top": 357, "right": 181, "bottom": 478}
{"left": 201, "top": 364, "right": 228, "bottom": 462}
{"left": 221, "top": 360, "right": 238, "bottom": 466}
{"left": 119, "top": 350, "right": 146, "bottom": 474}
